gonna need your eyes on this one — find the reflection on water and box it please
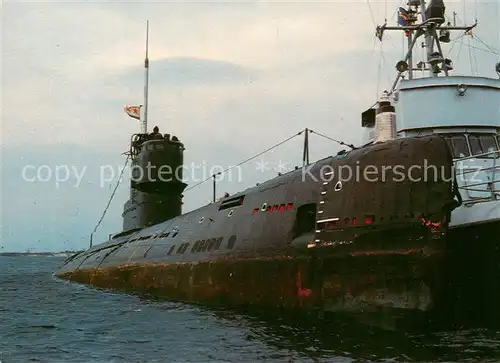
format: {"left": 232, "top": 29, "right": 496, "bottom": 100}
{"left": 210, "top": 308, "right": 500, "bottom": 362}
{"left": 2, "top": 255, "right": 500, "bottom": 362}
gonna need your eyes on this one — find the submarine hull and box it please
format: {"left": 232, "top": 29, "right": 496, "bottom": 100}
{"left": 55, "top": 135, "right": 470, "bottom": 322}
{"left": 57, "top": 229, "right": 444, "bottom": 315}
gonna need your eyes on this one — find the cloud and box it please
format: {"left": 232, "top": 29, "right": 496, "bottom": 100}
{"left": 2, "top": 0, "right": 499, "bottom": 252}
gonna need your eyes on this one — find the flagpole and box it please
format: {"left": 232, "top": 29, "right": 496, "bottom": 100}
{"left": 142, "top": 20, "right": 149, "bottom": 134}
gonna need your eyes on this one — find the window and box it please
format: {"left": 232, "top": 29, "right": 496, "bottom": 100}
{"left": 442, "top": 134, "right": 470, "bottom": 158}
{"left": 468, "top": 134, "right": 499, "bottom": 158}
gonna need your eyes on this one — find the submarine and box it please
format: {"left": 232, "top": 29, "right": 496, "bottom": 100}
{"left": 55, "top": 103, "right": 460, "bottom": 321}
{"left": 55, "top": 1, "right": 500, "bottom": 326}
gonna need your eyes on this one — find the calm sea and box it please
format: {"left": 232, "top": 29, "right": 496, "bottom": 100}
{"left": 1, "top": 255, "right": 500, "bottom": 363}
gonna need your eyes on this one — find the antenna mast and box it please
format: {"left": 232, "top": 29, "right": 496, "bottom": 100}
{"left": 375, "top": 0, "right": 477, "bottom": 94}
{"left": 142, "top": 20, "right": 150, "bottom": 134}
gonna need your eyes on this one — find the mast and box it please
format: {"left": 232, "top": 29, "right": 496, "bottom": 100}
{"left": 142, "top": 20, "right": 150, "bottom": 134}
{"left": 375, "top": 0, "right": 477, "bottom": 93}
{"left": 302, "top": 128, "right": 310, "bottom": 166}
{"left": 418, "top": 0, "right": 435, "bottom": 77}
{"left": 407, "top": 31, "right": 413, "bottom": 80}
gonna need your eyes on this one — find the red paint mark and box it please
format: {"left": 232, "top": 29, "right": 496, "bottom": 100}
{"left": 279, "top": 204, "right": 286, "bottom": 211}
{"left": 364, "top": 215, "right": 374, "bottom": 224}
{"left": 298, "top": 288, "right": 312, "bottom": 297}
{"left": 286, "top": 203, "right": 293, "bottom": 210}
{"left": 296, "top": 270, "right": 312, "bottom": 306}
{"left": 326, "top": 220, "right": 337, "bottom": 229}
{"left": 272, "top": 205, "right": 278, "bottom": 211}
{"left": 351, "top": 217, "right": 357, "bottom": 225}
{"left": 420, "top": 217, "right": 443, "bottom": 233}
{"left": 349, "top": 248, "right": 423, "bottom": 256}
{"left": 266, "top": 206, "right": 272, "bottom": 212}
{"left": 253, "top": 208, "right": 259, "bottom": 215}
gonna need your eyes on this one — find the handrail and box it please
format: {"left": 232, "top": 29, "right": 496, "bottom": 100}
{"left": 453, "top": 148, "right": 499, "bottom": 202}
{"left": 457, "top": 178, "right": 500, "bottom": 189}
{"left": 454, "top": 149, "right": 500, "bottom": 162}
{"left": 458, "top": 165, "right": 500, "bottom": 176}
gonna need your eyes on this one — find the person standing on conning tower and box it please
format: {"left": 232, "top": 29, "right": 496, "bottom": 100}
{"left": 150, "top": 125, "right": 162, "bottom": 139}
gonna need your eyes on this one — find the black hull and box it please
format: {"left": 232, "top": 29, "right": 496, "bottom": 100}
{"left": 54, "top": 135, "right": 468, "bottom": 326}
{"left": 439, "top": 220, "right": 500, "bottom": 327}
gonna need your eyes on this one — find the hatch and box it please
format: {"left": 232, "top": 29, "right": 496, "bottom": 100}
{"left": 219, "top": 195, "right": 245, "bottom": 211}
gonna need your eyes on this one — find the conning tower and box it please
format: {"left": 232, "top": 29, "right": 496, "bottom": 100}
{"left": 122, "top": 129, "right": 187, "bottom": 231}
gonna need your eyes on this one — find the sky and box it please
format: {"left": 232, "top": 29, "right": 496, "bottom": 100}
{"left": 1, "top": 0, "right": 499, "bottom": 252}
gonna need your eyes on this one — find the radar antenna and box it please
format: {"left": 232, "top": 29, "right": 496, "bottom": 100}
{"left": 375, "top": 0, "right": 478, "bottom": 94}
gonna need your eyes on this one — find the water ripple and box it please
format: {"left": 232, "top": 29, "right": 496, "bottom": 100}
{"left": 1, "top": 256, "right": 500, "bottom": 362}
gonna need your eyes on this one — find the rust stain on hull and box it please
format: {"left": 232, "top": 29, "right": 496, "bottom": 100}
{"left": 57, "top": 245, "right": 443, "bottom": 314}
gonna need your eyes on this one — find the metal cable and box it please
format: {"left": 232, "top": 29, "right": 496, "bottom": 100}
{"left": 183, "top": 130, "right": 304, "bottom": 192}
{"left": 472, "top": 34, "right": 500, "bottom": 55}
{"left": 309, "top": 129, "right": 356, "bottom": 150}
{"left": 89, "top": 154, "right": 130, "bottom": 247}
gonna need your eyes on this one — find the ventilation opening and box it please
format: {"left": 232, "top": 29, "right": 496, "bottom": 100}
{"left": 219, "top": 195, "right": 245, "bottom": 210}
{"left": 227, "top": 235, "right": 237, "bottom": 249}
{"left": 294, "top": 203, "right": 317, "bottom": 237}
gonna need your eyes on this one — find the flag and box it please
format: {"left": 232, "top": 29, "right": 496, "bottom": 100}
{"left": 375, "top": 25, "right": 384, "bottom": 41}
{"left": 124, "top": 105, "right": 141, "bottom": 120}
{"left": 397, "top": 7, "right": 409, "bottom": 26}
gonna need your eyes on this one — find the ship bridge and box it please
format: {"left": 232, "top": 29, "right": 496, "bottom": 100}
{"left": 393, "top": 75, "right": 500, "bottom": 132}
{"left": 360, "top": 75, "right": 499, "bottom": 228}
{"left": 391, "top": 76, "right": 500, "bottom": 228}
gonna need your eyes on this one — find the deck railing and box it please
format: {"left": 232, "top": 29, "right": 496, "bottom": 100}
{"left": 454, "top": 149, "right": 500, "bottom": 204}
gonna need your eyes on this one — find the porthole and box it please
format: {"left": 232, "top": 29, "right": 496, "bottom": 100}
{"left": 334, "top": 181, "right": 343, "bottom": 191}
{"left": 199, "top": 217, "right": 205, "bottom": 223}
{"left": 261, "top": 203, "right": 267, "bottom": 211}
{"left": 228, "top": 210, "right": 234, "bottom": 217}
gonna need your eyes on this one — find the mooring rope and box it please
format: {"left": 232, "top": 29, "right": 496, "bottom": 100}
{"left": 89, "top": 154, "right": 130, "bottom": 248}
